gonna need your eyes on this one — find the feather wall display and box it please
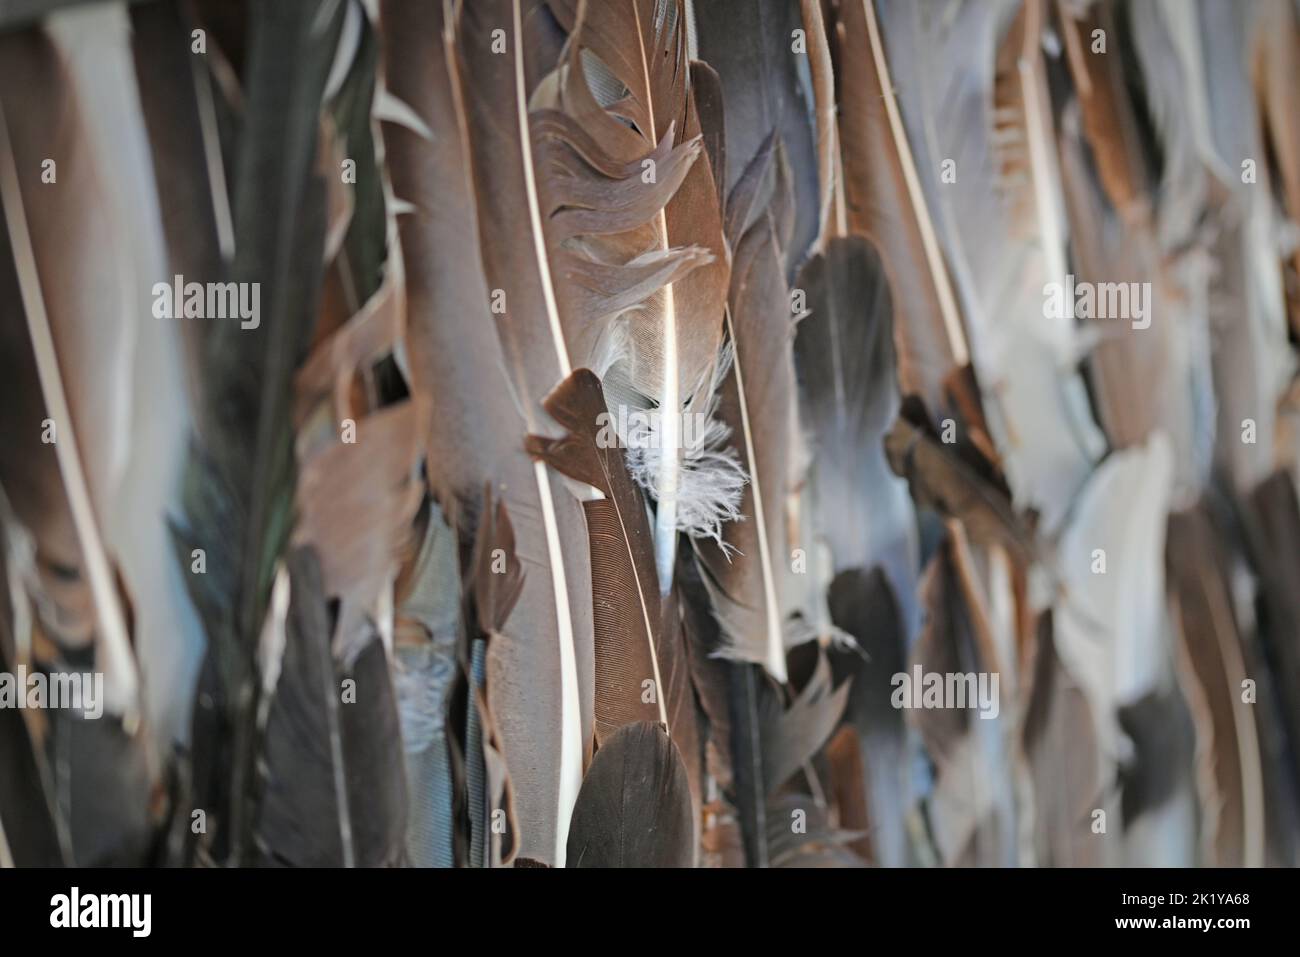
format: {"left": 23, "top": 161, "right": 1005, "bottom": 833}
{"left": 1, "top": 0, "right": 1299, "bottom": 869}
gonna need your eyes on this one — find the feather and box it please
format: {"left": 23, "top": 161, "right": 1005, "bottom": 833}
{"left": 0, "top": 21, "right": 164, "bottom": 866}
{"left": 1166, "top": 506, "right": 1265, "bottom": 866}
{"left": 826, "top": 568, "right": 911, "bottom": 867}
{"left": 877, "top": 0, "right": 1105, "bottom": 534}
{"left": 729, "top": 645, "right": 851, "bottom": 867}
{"left": 565, "top": 720, "right": 694, "bottom": 867}
{"left": 758, "top": 647, "right": 849, "bottom": 802}
{"left": 393, "top": 502, "right": 461, "bottom": 869}
{"left": 910, "top": 538, "right": 1016, "bottom": 866}
{"left": 384, "top": 63, "right": 568, "bottom": 866}
{"left": 173, "top": 0, "right": 346, "bottom": 865}
{"left": 1022, "top": 614, "right": 1104, "bottom": 865}
{"left": 765, "top": 789, "right": 865, "bottom": 868}
{"left": 673, "top": 542, "right": 737, "bottom": 857}
{"left": 1, "top": 0, "right": 1298, "bottom": 875}
{"left": 1193, "top": 0, "right": 1296, "bottom": 505}
{"left": 0, "top": 503, "right": 71, "bottom": 866}
{"left": 1120, "top": 713, "right": 1201, "bottom": 869}
{"left": 694, "top": 0, "right": 820, "bottom": 274}
{"left": 293, "top": 399, "right": 429, "bottom": 659}
{"left": 1052, "top": 432, "right": 1198, "bottom": 864}
{"left": 380, "top": 0, "right": 540, "bottom": 534}
{"left": 690, "top": 60, "right": 726, "bottom": 208}
{"left": 526, "top": 369, "right": 702, "bottom": 808}
{"left": 1241, "top": 474, "right": 1300, "bottom": 834}
{"left": 1253, "top": 0, "right": 1300, "bottom": 336}
{"left": 129, "top": 0, "right": 232, "bottom": 384}
{"left": 0, "top": 692, "right": 67, "bottom": 866}
{"left": 885, "top": 399, "right": 1034, "bottom": 567}
{"left": 255, "top": 548, "right": 407, "bottom": 867}
{"left": 438, "top": 0, "right": 599, "bottom": 866}
{"left": 822, "top": 724, "right": 870, "bottom": 860}
{"left": 1056, "top": 0, "right": 1152, "bottom": 218}
{"left": 0, "top": 24, "right": 140, "bottom": 727}
{"left": 456, "top": 488, "right": 526, "bottom": 868}
{"left": 829, "top": 0, "right": 969, "bottom": 419}
{"left": 1054, "top": 436, "right": 1175, "bottom": 745}
{"left": 1057, "top": 100, "right": 1207, "bottom": 501}
{"left": 693, "top": 139, "right": 810, "bottom": 683}
{"left": 383, "top": 0, "right": 602, "bottom": 868}
{"left": 128, "top": 0, "right": 224, "bottom": 751}
{"left": 791, "top": 232, "right": 920, "bottom": 865}
{"left": 794, "top": 235, "right": 919, "bottom": 627}
{"left": 800, "top": 0, "right": 839, "bottom": 252}
{"left": 251, "top": 1, "right": 423, "bottom": 869}
{"left": 51, "top": 2, "right": 204, "bottom": 751}
{"left": 1130, "top": 0, "right": 1219, "bottom": 252}
{"left": 544, "top": 0, "right": 733, "bottom": 590}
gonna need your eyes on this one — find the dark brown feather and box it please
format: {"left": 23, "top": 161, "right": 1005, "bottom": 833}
{"left": 566, "top": 720, "right": 695, "bottom": 867}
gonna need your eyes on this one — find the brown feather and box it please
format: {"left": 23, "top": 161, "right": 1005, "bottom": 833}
{"left": 526, "top": 369, "right": 701, "bottom": 808}
{"left": 830, "top": 0, "right": 968, "bottom": 419}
